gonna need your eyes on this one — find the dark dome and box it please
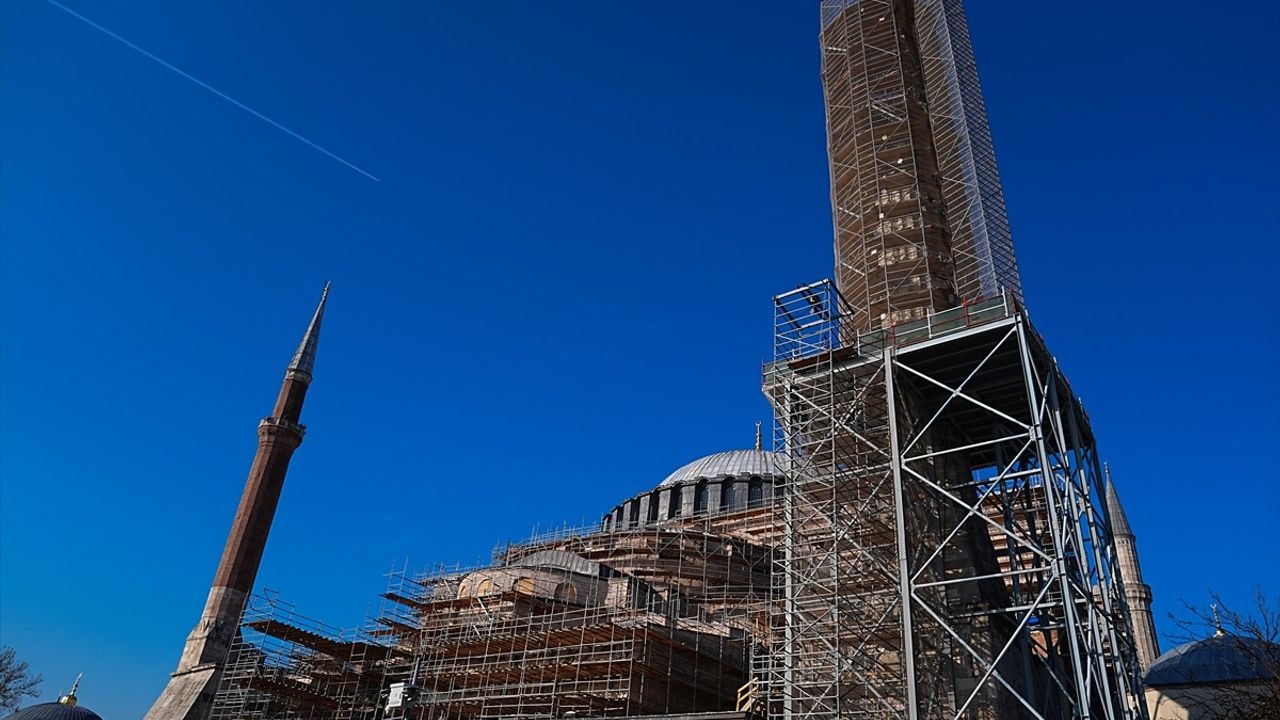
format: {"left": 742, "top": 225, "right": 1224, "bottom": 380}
{"left": 4, "top": 703, "right": 103, "bottom": 720}
{"left": 1144, "top": 634, "right": 1280, "bottom": 687}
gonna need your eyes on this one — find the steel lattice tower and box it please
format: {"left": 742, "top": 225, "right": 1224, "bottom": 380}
{"left": 764, "top": 287, "right": 1148, "bottom": 720}
{"left": 759, "top": 2, "right": 1149, "bottom": 719}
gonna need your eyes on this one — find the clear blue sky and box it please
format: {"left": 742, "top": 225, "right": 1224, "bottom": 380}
{"left": 1, "top": 1, "right": 1277, "bottom": 717}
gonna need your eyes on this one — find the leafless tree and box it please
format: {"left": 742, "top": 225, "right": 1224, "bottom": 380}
{"left": 1160, "top": 589, "right": 1280, "bottom": 720}
{"left": 0, "top": 646, "right": 42, "bottom": 713}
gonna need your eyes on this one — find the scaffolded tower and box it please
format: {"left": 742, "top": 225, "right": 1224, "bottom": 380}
{"left": 763, "top": 283, "right": 1147, "bottom": 719}
{"left": 821, "top": 0, "right": 1021, "bottom": 333}
{"left": 793, "top": 5, "right": 1148, "bottom": 712}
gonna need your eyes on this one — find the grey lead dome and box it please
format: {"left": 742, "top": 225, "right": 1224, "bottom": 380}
{"left": 603, "top": 449, "right": 784, "bottom": 531}
{"left": 1144, "top": 634, "right": 1280, "bottom": 687}
{"left": 659, "top": 449, "right": 782, "bottom": 486}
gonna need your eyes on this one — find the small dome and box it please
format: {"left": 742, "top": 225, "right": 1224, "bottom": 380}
{"left": 660, "top": 449, "right": 782, "bottom": 486}
{"left": 4, "top": 703, "right": 103, "bottom": 720}
{"left": 1144, "top": 634, "right": 1280, "bottom": 687}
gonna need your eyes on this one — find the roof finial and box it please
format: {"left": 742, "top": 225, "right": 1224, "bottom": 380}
{"left": 288, "top": 281, "right": 330, "bottom": 381}
{"left": 59, "top": 673, "right": 82, "bottom": 706}
{"left": 755, "top": 421, "right": 763, "bottom": 451}
{"left": 1211, "top": 604, "right": 1225, "bottom": 637}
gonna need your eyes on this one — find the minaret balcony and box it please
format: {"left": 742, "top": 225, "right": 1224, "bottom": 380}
{"left": 258, "top": 416, "right": 307, "bottom": 438}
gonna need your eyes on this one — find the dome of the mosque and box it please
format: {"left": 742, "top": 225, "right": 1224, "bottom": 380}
{"left": 1144, "top": 633, "right": 1280, "bottom": 687}
{"left": 4, "top": 677, "right": 101, "bottom": 720}
{"left": 4, "top": 703, "right": 103, "bottom": 720}
{"left": 659, "top": 449, "right": 783, "bottom": 486}
{"left": 602, "top": 449, "right": 783, "bottom": 531}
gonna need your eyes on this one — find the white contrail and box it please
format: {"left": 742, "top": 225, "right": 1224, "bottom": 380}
{"left": 44, "top": 0, "right": 381, "bottom": 182}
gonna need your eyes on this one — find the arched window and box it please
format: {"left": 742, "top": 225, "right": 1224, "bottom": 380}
{"left": 475, "top": 578, "right": 495, "bottom": 597}
{"left": 647, "top": 495, "right": 660, "bottom": 523}
{"left": 628, "top": 500, "right": 640, "bottom": 526}
{"left": 514, "top": 577, "right": 536, "bottom": 596}
{"left": 748, "top": 477, "right": 764, "bottom": 507}
{"left": 694, "top": 479, "right": 708, "bottom": 514}
{"left": 720, "top": 478, "right": 735, "bottom": 510}
{"left": 554, "top": 582, "right": 578, "bottom": 604}
{"left": 669, "top": 487, "right": 683, "bottom": 518}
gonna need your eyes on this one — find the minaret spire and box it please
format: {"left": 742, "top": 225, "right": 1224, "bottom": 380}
{"left": 288, "top": 281, "right": 329, "bottom": 382}
{"left": 146, "top": 284, "right": 331, "bottom": 720}
{"left": 1104, "top": 463, "right": 1133, "bottom": 537}
{"left": 1104, "top": 463, "right": 1160, "bottom": 673}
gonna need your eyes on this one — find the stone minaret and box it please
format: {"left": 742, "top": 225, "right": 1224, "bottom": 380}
{"left": 1105, "top": 463, "right": 1160, "bottom": 672}
{"left": 145, "top": 284, "right": 329, "bottom": 720}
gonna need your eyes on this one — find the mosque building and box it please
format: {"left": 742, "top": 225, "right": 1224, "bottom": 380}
{"left": 126, "top": 2, "right": 1248, "bottom": 720}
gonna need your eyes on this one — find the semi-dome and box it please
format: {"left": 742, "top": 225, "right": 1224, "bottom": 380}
{"left": 1144, "top": 633, "right": 1280, "bottom": 687}
{"left": 660, "top": 449, "right": 783, "bottom": 486}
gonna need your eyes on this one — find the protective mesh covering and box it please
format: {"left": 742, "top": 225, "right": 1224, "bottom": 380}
{"left": 913, "top": 0, "right": 1021, "bottom": 303}
{"left": 820, "top": 0, "right": 1021, "bottom": 334}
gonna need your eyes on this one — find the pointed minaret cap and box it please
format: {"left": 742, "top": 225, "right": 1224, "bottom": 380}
{"left": 1103, "top": 463, "right": 1133, "bottom": 537}
{"left": 288, "top": 282, "right": 330, "bottom": 382}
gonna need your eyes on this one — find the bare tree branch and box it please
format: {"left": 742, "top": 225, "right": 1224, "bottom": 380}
{"left": 1157, "top": 590, "right": 1280, "bottom": 720}
{"left": 0, "top": 646, "right": 42, "bottom": 714}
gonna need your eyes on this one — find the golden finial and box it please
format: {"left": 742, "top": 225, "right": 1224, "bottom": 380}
{"left": 755, "top": 421, "right": 763, "bottom": 451}
{"left": 59, "top": 674, "right": 82, "bottom": 706}
{"left": 1212, "top": 604, "right": 1225, "bottom": 637}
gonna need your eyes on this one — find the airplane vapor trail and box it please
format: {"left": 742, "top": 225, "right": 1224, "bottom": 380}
{"left": 44, "top": 0, "right": 381, "bottom": 182}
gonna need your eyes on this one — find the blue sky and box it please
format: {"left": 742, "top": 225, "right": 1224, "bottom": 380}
{"left": 1, "top": 1, "right": 1277, "bottom": 717}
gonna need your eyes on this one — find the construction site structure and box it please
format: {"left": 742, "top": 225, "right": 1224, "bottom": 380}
{"left": 763, "top": 282, "right": 1148, "bottom": 719}
{"left": 206, "top": 502, "right": 785, "bottom": 720}
{"left": 161, "top": 2, "right": 1160, "bottom": 719}
{"left": 200, "top": 286, "right": 1152, "bottom": 720}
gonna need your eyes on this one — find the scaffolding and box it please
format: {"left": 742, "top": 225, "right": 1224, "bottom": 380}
{"left": 208, "top": 278, "right": 1149, "bottom": 720}
{"left": 210, "top": 509, "right": 781, "bottom": 720}
{"left": 820, "top": 0, "right": 1022, "bottom": 334}
{"left": 912, "top": 0, "right": 1021, "bottom": 304}
{"left": 764, "top": 280, "right": 1146, "bottom": 720}
{"left": 209, "top": 592, "right": 392, "bottom": 720}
